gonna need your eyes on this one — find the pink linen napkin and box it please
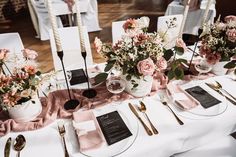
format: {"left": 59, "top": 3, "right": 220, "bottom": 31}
{"left": 166, "top": 83, "right": 200, "bottom": 110}
{"left": 72, "top": 110, "right": 105, "bottom": 151}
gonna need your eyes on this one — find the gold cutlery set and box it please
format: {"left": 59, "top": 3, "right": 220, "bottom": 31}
{"left": 4, "top": 135, "right": 26, "bottom": 157}
{"left": 129, "top": 99, "right": 184, "bottom": 136}
{"left": 206, "top": 81, "right": 236, "bottom": 105}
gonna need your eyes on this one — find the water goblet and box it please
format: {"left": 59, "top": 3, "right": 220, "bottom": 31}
{"left": 106, "top": 76, "right": 126, "bottom": 105}
{"left": 194, "top": 59, "right": 212, "bottom": 76}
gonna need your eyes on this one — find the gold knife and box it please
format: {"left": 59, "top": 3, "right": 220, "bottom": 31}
{"left": 4, "top": 137, "right": 11, "bottom": 157}
{"left": 128, "top": 103, "right": 153, "bottom": 136}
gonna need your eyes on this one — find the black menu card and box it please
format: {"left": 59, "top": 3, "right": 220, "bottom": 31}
{"left": 96, "top": 111, "right": 132, "bottom": 145}
{"left": 69, "top": 69, "right": 87, "bottom": 85}
{"left": 185, "top": 86, "right": 221, "bottom": 109}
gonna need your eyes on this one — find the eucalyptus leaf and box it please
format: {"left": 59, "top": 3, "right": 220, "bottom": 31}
{"left": 175, "top": 46, "right": 184, "bottom": 55}
{"left": 94, "top": 73, "right": 108, "bottom": 84}
{"left": 167, "top": 70, "right": 175, "bottom": 80}
{"left": 104, "top": 61, "right": 115, "bottom": 72}
{"left": 163, "top": 49, "right": 174, "bottom": 61}
{"left": 174, "top": 68, "right": 184, "bottom": 80}
{"left": 224, "top": 61, "right": 236, "bottom": 69}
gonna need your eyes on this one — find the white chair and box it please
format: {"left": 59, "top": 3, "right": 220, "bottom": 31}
{"left": 112, "top": 20, "right": 126, "bottom": 44}
{"left": 0, "top": 33, "right": 24, "bottom": 53}
{"left": 172, "top": 135, "right": 236, "bottom": 157}
{"left": 49, "top": 26, "right": 93, "bottom": 71}
{"left": 0, "top": 33, "right": 24, "bottom": 75}
{"left": 28, "top": 0, "right": 63, "bottom": 40}
{"left": 165, "top": 0, "right": 216, "bottom": 35}
{"left": 157, "top": 14, "right": 183, "bottom": 49}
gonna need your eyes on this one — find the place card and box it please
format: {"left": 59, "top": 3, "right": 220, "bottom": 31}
{"left": 69, "top": 69, "right": 87, "bottom": 85}
{"left": 185, "top": 86, "right": 221, "bottom": 108}
{"left": 96, "top": 111, "right": 132, "bottom": 145}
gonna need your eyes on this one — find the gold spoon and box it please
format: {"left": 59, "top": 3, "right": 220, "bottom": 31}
{"left": 139, "top": 101, "right": 159, "bottom": 134}
{"left": 14, "top": 135, "right": 26, "bottom": 157}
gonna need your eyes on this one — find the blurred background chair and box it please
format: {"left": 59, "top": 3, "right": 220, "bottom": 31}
{"left": 49, "top": 26, "right": 93, "bottom": 71}
{"left": 157, "top": 14, "right": 183, "bottom": 49}
{"left": 0, "top": 33, "right": 24, "bottom": 74}
{"left": 112, "top": 20, "right": 126, "bottom": 44}
{"left": 165, "top": 0, "right": 216, "bottom": 36}
{"left": 28, "top": 0, "right": 63, "bottom": 40}
{"left": 28, "top": 0, "right": 101, "bottom": 41}
{"left": 0, "top": 32, "right": 24, "bottom": 53}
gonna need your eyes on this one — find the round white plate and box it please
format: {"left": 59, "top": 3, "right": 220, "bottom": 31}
{"left": 168, "top": 81, "right": 228, "bottom": 120}
{"left": 80, "top": 106, "right": 139, "bottom": 157}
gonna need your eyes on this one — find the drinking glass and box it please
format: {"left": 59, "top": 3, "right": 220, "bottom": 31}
{"left": 194, "top": 59, "right": 212, "bottom": 76}
{"left": 106, "top": 76, "right": 126, "bottom": 105}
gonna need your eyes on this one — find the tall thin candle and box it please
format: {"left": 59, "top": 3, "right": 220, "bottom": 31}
{"left": 75, "top": 0, "right": 86, "bottom": 52}
{"left": 46, "top": 0, "right": 62, "bottom": 52}
{"left": 201, "top": 0, "right": 212, "bottom": 26}
{"left": 178, "top": 0, "right": 191, "bottom": 38}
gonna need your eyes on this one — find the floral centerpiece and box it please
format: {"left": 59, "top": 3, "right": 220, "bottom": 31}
{"left": 94, "top": 17, "right": 168, "bottom": 97}
{"left": 199, "top": 16, "right": 236, "bottom": 75}
{"left": 0, "top": 49, "right": 42, "bottom": 122}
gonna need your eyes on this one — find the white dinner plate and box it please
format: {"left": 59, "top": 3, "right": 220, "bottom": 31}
{"left": 79, "top": 106, "right": 139, "bottom": 157}
{"left": 168, "top": 80, "right": 228, "bottom": 120}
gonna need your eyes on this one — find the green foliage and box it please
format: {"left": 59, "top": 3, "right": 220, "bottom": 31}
{"left": 167, "top": 58, "right": 187, "bottom": 80}
{"left": 104, "top": 61, "right": 115, "bottom": 72}
{"left": 224, "top": 61, "right": 236, "bottom": 69}
{"left": 174, "top": 46, "right": 184, "bottom": 55}
{"left": 94, "top": 72, "right": 108, "bottom": 84}
{"left": 163, "top": 49, "right": 174, "bottom": 61}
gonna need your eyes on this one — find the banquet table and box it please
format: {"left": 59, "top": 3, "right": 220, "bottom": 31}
{"left": 165, "top": 0, "right": 216, "bottom": 35}
{"left": 0, "top": 72, "right": 236, "bottom": 157}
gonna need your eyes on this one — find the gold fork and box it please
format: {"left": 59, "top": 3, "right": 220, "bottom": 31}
{"left": 58, "top": 124, "right": 69, "bottom": 157}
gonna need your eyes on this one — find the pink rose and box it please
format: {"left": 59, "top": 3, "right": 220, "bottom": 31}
{"left": 199, "top": 44, "right": 211, "bottom": 56}
{"left": 137, "top": 58, "right": 155, "bottom": 76}
{"left": 206, "top": 53, "right": 221, "bottom": 65}
{"left": 225, "top": 15, "right": 236, "bottom": 22}
{"left": 24, "top": 65, "right": 37, "bottom": 75}
{"left": 226, "top": 28, "right": 236, "bottom": 43}
{"left": 0, "top": 49, "right": 9, "bottom": 60}
{"left": 94, "top": 37, "right": 103, "bottom": 53}
{"left": 175, "top": 38, "right": 187, "bottom": 52}
{"left": 123, "top": 18, "right": 138, "bottom": 32}
{"left": 22, "top": 49, "right": 38, "bottom": 60}
{"left": 156, "top": 57, "right": 167, "bottom": 72}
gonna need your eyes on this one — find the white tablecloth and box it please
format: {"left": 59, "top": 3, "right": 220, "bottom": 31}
{"left": 1, "top": 75, "right": 236, "bottom": 157}
{"left": 165, "top": 0, "right": 216, "bottom": 35}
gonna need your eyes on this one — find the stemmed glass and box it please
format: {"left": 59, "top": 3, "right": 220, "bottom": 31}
{"left": 106, "top": 75, "right": 126, "bottom": 105}
{"left": 194, "top": 58, "right": 212, "bottom": 76}
{"left": 52, "top": 70, "right": 72, "bottom": 90}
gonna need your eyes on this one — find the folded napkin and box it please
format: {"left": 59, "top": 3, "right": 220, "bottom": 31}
{"left": 166, "top": 83, "right": 200, "bottom": 110}
{"left": 72, "top": 110, "right": 105, "bottom": 151}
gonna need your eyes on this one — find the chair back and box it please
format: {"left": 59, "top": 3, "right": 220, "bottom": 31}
{"left": 157, "top": 14, "right": 183, "bottom": 49}
{"left": 112, "top": 20, "right": 126, "bottom": 44}
{"left": 49, "top": 26, "right": 93, "bottom": 71}
{"left": 0, "top": 33, "right": 24, "bottom": 53}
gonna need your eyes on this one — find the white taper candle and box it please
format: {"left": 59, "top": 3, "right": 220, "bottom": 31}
{"left": 178, "top": 0, "right": 191, "bottom": 38}
{"left": 201, "top": 0, "right": 212, "bottom": 26}
{"left": 46, "top": 0, "right": 62, "bottom": 52}
{"left": 75, "top": 0, "right": 86, "bottom": 52}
